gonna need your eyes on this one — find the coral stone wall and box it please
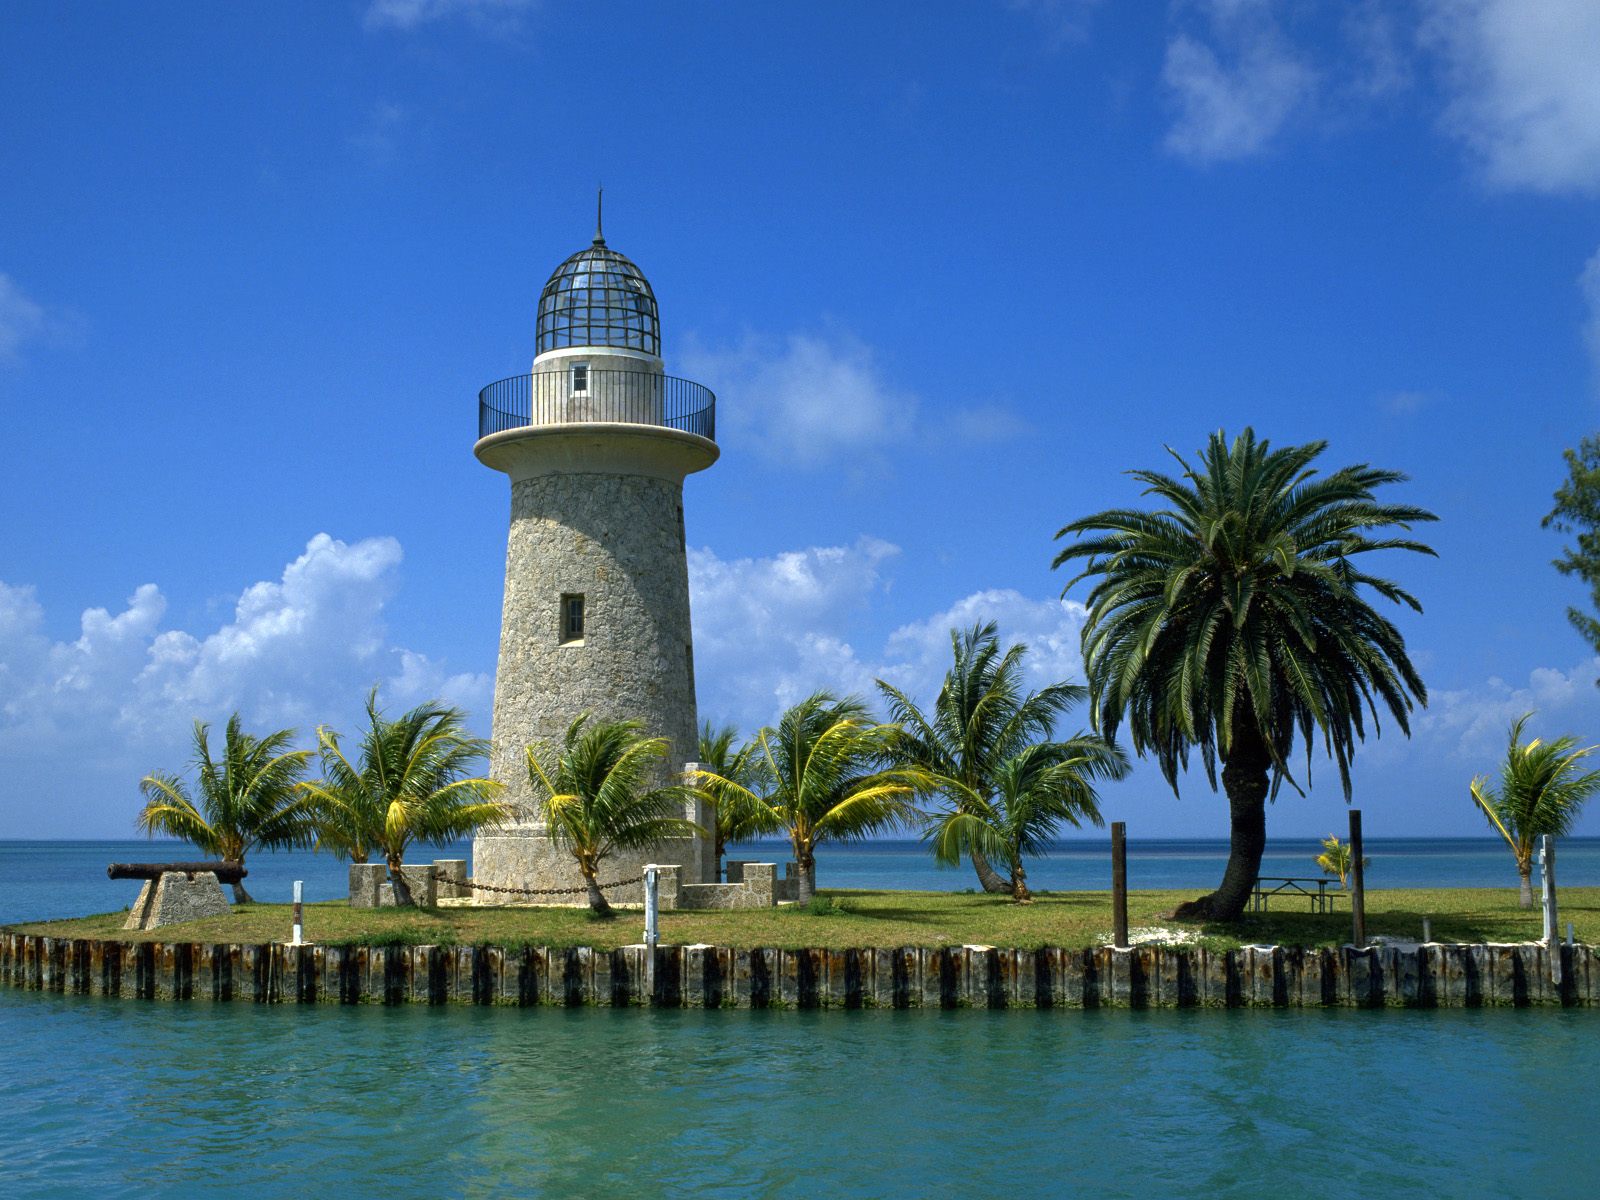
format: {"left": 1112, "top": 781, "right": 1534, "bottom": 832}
{"left": 476, "top": 466, "right": 710, "bottom": 896}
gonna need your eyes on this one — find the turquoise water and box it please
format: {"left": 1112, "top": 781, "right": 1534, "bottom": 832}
{"left": 7, "top": 837, "right": 1595, "bottom": 925}
{"left": 2, "top": 990, "right": 1595, "bottom": 1199}
{"left": 7, "top": 841, "right": 1599, "bottom": 1197}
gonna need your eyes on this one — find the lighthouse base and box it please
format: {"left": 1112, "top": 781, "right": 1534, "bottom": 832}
{"left": 470, "top": 830, "right": 711, "bottom": 906}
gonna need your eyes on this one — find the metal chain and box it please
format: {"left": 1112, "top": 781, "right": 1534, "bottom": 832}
{"left": 427, "top": 871, "right": 645, "bottom": 898}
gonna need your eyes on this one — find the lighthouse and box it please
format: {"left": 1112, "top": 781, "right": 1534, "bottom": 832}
{"left": 471, "top": 204, "right": 718, "bottom": 899}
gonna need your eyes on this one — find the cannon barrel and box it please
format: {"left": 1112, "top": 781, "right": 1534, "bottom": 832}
{"left": 107, "top": 861, "right": 247, "bottom": 884}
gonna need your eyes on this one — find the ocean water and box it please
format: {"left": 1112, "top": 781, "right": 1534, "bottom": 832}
{"left": 3, "top": 837, "right": 1593, "bottom": 926}
{"left": 1, "top": 992, "right": 1595, "bottom": 1199}
{"left": 5, "top": 841, "right": 1599, "bottom": 1197}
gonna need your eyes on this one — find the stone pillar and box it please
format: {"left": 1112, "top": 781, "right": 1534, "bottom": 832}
{"left": 432, "top": 859, "right": 468, "bottom": 900}
{"left": 349, "top": 864, "right": 386, "bottom": 908}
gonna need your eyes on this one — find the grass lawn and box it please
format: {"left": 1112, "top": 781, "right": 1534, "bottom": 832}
{"left": 9, "top": 886, "right": 1597, "bottom": 951}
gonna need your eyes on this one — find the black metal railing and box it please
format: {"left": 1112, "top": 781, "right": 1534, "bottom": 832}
{"left": 477, "top": 371, "right": 716, "bottom": 441}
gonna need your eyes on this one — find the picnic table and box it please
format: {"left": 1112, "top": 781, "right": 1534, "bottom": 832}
{"left": 1250, "top": 876, "right": 1344, "bottom": 914}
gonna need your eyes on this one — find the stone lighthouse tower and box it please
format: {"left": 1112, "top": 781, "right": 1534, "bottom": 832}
{"left": 471, "top": 206, "right": 718, "bottom": 899}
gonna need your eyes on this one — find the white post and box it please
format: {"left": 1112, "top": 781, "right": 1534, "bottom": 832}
{"left": 643, "top": 864, "right": 659, "bottom": 1001}
{"left": 291, "top": 880, "right": 304, "bottom": 947}
{"left": 644, "top": 866, "right": 659, "bottom": 949}
{"left": 1540, "top": 835, "right": 1560, "bottom": 986}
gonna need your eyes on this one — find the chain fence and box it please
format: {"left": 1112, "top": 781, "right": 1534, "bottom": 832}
{"left": 427, "top": 871, "right": 646, "bottom": 899}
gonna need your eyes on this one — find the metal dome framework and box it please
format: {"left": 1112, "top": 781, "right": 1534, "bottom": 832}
{"left": 535, "top": 242, "right": 660, "bottom": 357}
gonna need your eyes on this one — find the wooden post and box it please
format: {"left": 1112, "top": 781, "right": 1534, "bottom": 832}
{"left": 291, "top": 881, "right": 304, "bottom": 947}
{"left": 1349, "top": 809, "right": 1366, "bottom": 949}
{"left": 1111, "top": 822, "right": 1129, "bottom": 950}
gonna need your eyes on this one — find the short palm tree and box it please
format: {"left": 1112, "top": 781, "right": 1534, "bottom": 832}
{"left": 301, "top": 691, "right": 506, "bottom": 906}
{"left": 697, "top": 721, "right": 765, "bottom": 881}
{"left": 1471, "top": 713, "right": 1600, "bottom": 908}
{"left": 137, "top": 714, "right": 315, "bottom": 903}
{"left": 1313, "top": 834, "right": 1367, "bottom": 890}
{"left": 527, "top": 715, "right": 704, "bottom": 916}
{"left": 1053, "top": 428, "right": 1437, "bottom": 921}
{"left": 879, "top": 621, "right": 1125, "bottom": 896}
{"left": 929, "top": 738, "right": 1126, "bottom": 901}
{"left": 695, "top": 692, "right": 928, "bottom": 905}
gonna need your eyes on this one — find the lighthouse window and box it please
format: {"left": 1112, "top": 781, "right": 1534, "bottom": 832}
{"left": 570, "top": 362, "right": 590, "bottom": 393}
{"left": 560, "top": 594, "right": 585, "bottom": 644}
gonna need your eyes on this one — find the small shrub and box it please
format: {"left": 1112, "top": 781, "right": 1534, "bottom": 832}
{"left": 800, "top": 895, "right": 851, "bottom": 917}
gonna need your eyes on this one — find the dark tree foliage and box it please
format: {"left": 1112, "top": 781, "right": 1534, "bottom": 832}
{"left": 1542, "top": 434, "right": 1600, "bottom": 678}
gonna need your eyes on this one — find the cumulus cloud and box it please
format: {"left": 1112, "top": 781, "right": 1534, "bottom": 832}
{"left": 1412, "top": 659, "right": 1600, "bottom": 763}
{"left": 679, "top": 330, "right": 917, "bottom": 467}
{"left": 1424, "top": 0, "right": 1600, "bottom": 194}
{"left": 363, "top": 0, "right": 536, "bottom": 34}
{"left": 0, "top": 273, "right": 49, "bottom": 365}
{"left": 1162, "top": 0, "right": 1317, "bottom": 163}
{"left": 689, "top": 538, "right": 1089, "bottom": 732}
{"left": 0, "top": 535, "right": 490, "bottom": 829}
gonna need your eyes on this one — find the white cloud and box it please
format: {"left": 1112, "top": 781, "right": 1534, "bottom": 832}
{"left": 363, "top": 0, "right": 535, "bottom": 34}
{"left": 1162, "top": 0, "right": 1317, "bottom": 163}
{"left": 0, "top": 534, "right": 490, "bottom": 816}
{"left": 1424, "top": 0, "right": 1600, "bottom": 194}
{"left": 679, "top": 330, "right": 917, "bottom": 467}
{"left": 0, "top": 273, "right": 48, "bottom": 365}
{"left": 1414, "top": 659, "right": 1600, "bottom": 763}
{"left": 689, "top": 539, "right": 1088, "bottom": 733}
{"left": 1581, "top": 247, "right": 1600, "bottom": 391}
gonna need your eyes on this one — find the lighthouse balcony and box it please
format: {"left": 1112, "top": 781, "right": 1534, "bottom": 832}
{"left": 478, "top": 371, "right": 716, "bottom": 442}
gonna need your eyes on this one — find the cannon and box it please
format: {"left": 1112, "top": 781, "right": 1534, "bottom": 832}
{"left": 107, "top": 861, "right": 247, "bottom": 884}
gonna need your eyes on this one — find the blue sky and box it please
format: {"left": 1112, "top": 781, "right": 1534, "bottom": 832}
{"left": 3, "top": 0, "right": 1600, "bottom": 841}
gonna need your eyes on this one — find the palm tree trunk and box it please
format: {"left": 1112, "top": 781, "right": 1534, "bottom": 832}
{"left": 388, "top": 855, "right": 415, "bottom": 907}
{"left": 230, "top": 880, "right": 254, "bottom": 904}
{"left": 1173, "top": 726, "right": 1270, "bottom": 922}
{"left": 969, "top": 846, "right": 1012, "bottom": 894}
{"left": 1010, "top": 857, "right": 1031, "bottom": 903}
{"left": 582, "top": 863, "right": 613, "bottom": 917}
{"left": 714, "top": 830, "right": 726, "bottom": 882}
{"left": 1519, "top": 864, "right": 1534, "bottom": 910}
{"left": 796, "top": 850, "right": 817, "bottom": 905}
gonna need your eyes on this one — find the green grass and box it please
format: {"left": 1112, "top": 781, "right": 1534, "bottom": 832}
{"left": 9, "top": 887, "right": 1597, "bottom": 951}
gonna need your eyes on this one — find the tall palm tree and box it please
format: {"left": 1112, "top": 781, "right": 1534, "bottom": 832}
{"left": 137, "top": 714, "right": 315, "bottom": 903}
{"left": 695, "top": 692, "right": 927, "bottom": 905}
{"left": 301, "top": 690, "right": 506, "bottom": 906}
{"left": 528, "top": 715, "right": 703, "bottom": 916}
{"left": 929, "top": 738, "right": 1126, "bottom": 901}
{"left": 879, "top": 621, "right": 1122, "bottom": 894}
{"left": 697, "top": 721, "right": 764, "bottom": 881}
{"left": 1471, "top": 713, "right": 1600, "bottom": 908}
{"left": 1053, "top": 428, "right": 1437, "bottom": 921}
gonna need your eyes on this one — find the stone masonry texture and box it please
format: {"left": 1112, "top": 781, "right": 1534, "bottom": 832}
{"left": 475, "top": 467, "right": 708, "bottom": 895}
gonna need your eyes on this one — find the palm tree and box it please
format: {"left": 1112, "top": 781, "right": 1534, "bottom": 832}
{"left": 929, "top": 737, "right": 1126, "bottom": 901}
{"left": 694, "top": 692, "right": 927, "bottom": 905}
{"left": 136, "top": 714, "right": 315, "bottom": 903}
{"left": 527, "top": 715, "right": 703, "bottom": 916}
{"left": 1471, "top": 713, "right": 1600, "bottom": 908}
{"left": 1313, "top": 834, "right": 1367, "bottom": 890}
{"left": 879, "top": 621, "right": 1125, "bottom": 895}
{"left": 301, "top": 690, "right": 507, "bottom": 906}
{"left": 1053, "top": 428, "right": 1437, "bottom": 921}
{"left": 697, "top": 721, "right": 765, "bottom": 881}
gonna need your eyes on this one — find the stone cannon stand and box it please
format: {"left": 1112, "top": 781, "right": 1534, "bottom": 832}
{"left": 124, "top": 871, "right": 230, "bottom": 931}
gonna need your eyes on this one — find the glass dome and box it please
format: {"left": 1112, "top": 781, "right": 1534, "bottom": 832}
{"left": 535, "top": 240, "right": 660, "bottom": 357}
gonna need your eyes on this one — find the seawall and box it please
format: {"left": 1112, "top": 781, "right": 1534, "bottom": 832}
{"left": 3, "top": 932, "right": 1596, "bottom": 1009}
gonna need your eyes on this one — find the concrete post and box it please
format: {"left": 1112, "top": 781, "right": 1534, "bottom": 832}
{"left": 1541, "top": 835, "right": 1561, "bottom": 985}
